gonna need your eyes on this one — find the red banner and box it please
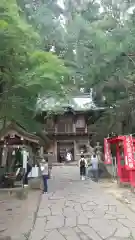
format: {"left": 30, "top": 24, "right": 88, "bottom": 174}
{"left": 123, "top": 136, "right": 135, "bottom": 170}
{"left": 104, "top": 138, "right": 112, "bottom": 164}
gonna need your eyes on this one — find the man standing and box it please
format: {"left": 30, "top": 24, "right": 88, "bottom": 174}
{"left": 79, "top": 155, "right": 87, "bottom": 180}
{"left": 91, "top": 154, "right": 99, "bottom": 182}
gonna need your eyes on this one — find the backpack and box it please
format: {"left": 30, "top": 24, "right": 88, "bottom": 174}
{"left": 80, "top": 159, "right": 85, "bottom": 167}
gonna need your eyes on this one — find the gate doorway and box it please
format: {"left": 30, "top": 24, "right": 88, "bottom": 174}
{"left": 57, "top": 141, "right": 74, "bottom": 162}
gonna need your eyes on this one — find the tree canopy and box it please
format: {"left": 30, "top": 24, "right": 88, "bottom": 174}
{"left": 0, "top": 0, "right": 69, "bottom": 131}
{"left": 1, "top": 0, "right": 135, "bottom": 139}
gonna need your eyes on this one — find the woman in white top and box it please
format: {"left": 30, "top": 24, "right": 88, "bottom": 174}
{"left": 40, "top": 159, "right": 49, "bottom": 193}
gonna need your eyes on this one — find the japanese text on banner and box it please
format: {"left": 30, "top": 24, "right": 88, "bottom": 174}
{"left": 124, "top": 136, "right": 135, "bottom": 169}
{"left": 104, "top": 138, "right": 112, "bottom": 164}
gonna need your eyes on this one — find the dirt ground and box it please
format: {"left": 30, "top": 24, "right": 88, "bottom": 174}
{"left": 99, "top": 179, "right": 135, "bottom": 212}
{"left": 0, "top": 189, "right": 41, "bottom": 240}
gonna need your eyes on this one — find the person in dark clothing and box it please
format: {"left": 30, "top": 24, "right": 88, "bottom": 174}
{"left": 79, "top": 155, "right": 87, "bottom": 180}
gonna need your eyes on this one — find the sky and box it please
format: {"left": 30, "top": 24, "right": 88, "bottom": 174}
{"left": 58, "top": 0, "right": 64, "bottom": 9}
{"left": 57, "top": 0, "right": 135, "bottom": 14}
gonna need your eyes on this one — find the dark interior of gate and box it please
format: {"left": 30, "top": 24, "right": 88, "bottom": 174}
{"left": 57, "top": 141, "right": 74, "bottom": 162}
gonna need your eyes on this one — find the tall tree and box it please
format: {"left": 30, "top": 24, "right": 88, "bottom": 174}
{"left": 0, "top": 0, "right": 69, "bottom": 131}
{"left": 15, "top": 0, "right": 135, "bottom": 137}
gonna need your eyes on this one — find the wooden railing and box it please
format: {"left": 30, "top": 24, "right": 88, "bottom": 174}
{"left": 56, "top": 126, "right": 74, "bottom": 133}
{"left": 76, "top": 127, "right": 88, "bottom": 134}
{"left": 46, "top": 126, "right": 88, "bottom": 134}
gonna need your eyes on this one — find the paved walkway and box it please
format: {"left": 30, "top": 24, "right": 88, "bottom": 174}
{"left": 30, "top": 166, "right": 135, "bottom": 240}
{"left": 0, "top": 190, "right": 41, "bottom": 240}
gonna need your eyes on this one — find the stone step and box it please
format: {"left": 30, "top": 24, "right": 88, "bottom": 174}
{"left": 52, "top": 161, "right": 78, "bottom": 166}
{"left": 0, "top": 237, "right": 11, "bottom": 240}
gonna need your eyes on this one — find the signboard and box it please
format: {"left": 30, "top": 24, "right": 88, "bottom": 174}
{"left": 104, "top": 138, "right": 112, "bottom": 164}
{"left": 124, "top": 136, "right": 135, "bottom": 170}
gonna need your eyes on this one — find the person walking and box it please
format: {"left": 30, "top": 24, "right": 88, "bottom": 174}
{"left": 40, "top": 158, "right": 49, "bottom": 194}
{"left": 91, "top": 154, "right": 99, "bottom": 182}
{"left": 79, "top": 155, "right": 87, "bottom": 180}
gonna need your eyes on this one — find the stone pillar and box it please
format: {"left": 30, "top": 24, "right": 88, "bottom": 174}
{"left": 95, "top": 142, "right": 102, "bottom": 162}
{"left": 75, "top": 140, "right": 79, "bottom": 162}
{"left": 6, "top": 148, "right": 12, "bottom": 170}
{"left": 85, "top": 124, "right": 88, "bottom": 133}
{"left": 74, "top": 140, "right": 76, "bottom": 161}
{"left": 22, "top": 148, "right": 28, "bottom": 172}
{"left": 40, "top": 146, "right": 44, "bottom": 158}
{"left": 73, "top": 123, "right": 76, "bottom": 133}
{"left": 1, "top": 147, "right": 8, "bottom": 167}
{"left": 55, "top": 123, "right": 57, "bottom": 134}
{"left": 53, "top": 141, "right": 57, "bottom": 163}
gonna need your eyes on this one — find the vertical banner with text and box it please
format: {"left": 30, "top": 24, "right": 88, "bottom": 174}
{"left": 104, "top": 138, "right": 112, "bottom": 164}
{"left": 123, "top": 136, "right": 135, "bottom": 170}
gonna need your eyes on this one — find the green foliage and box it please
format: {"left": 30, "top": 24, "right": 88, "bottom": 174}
{"left": 59, "top": 0, "right": 135, "bottom": 136}
{"left": 2, "top": 0, "right": 135, "bottom": 138}
{"left": 0, "top": 0, "right": 69, "bottom": 131}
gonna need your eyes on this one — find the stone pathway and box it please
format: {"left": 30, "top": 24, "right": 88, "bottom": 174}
{"left": 0, "top": 190, "right": 41, "bottom": 240}
{"left": 29, "top": 166, "right": 135, "bottom": 240}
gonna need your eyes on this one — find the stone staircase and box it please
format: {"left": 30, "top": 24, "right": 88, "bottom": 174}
{"left": 52, "top": 161, "right": 111, "bottom": 178}
{"left": 51, "top": 142, "right": 112, "bottom": 178}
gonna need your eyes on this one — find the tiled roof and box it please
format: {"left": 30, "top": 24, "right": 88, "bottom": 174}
{"left": 37, "top": 94, "right": 104, "bottom": 112}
